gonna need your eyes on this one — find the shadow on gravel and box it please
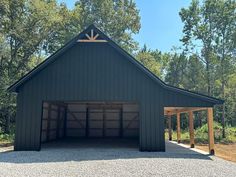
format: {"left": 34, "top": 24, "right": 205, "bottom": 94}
{"left": 0, "top": 139, "right": 212, "bottom": 163}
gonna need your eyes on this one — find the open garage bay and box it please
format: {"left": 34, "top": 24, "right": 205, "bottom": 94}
{"left": 41, "top": 102, "right": 139, "bottom": 149}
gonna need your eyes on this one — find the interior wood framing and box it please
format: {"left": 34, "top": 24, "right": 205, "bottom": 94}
{"left": 41, "top": 102, "right": 139, "bottom": 143}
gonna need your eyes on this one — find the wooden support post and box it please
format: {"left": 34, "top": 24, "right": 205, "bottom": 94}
{"left": 188, "top": 111, "right": 194, "bottom": 148}
{"left": 56, "top": 106, "right": 61, "bottom": 139}
{"left": 207, "top": 108, "right": 215, "bottom": 155}
{"left": 63, "top": 105, "right": 68, "bottom": 138}
{"left": 177, "top": 113, "right": 181, "bottom": 143}
{"left": 168, "top": 114, "right": 172, "bottom": 141}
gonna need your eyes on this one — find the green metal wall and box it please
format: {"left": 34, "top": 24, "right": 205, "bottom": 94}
{"left": 14, "top": 42, "right": 213, "bottom": 151}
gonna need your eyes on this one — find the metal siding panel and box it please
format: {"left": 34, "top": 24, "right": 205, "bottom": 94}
{"left": 94, "top": 45, "right": 99, "bottom": 100}
{"left": 23, "top": 86, "right": 30, "bottom": 150}
{"left": 54, "top": 59, "right": 60, "bottom": 99}
{"left": 33, "top": 76, "right": 42, "bottom": 150}
{"left": 78, "top": 44, "right": 84, "bottom": 99}
{"left": 86, "top": 44, "right": 91, "bottom": 100}
{"left": 28, "top": 81, "right": 34, "bottom": 150}
{"left": 14, "top": 91, "right": 23, "bottom": 150}
{"left": 19, "top": 90, "right": 26, "bottom": 150}
{"left": 159, "top": 104, "right": 165, "bottom": 151}
{"left": 141, "top": 82, "right": 147, "bottom": 151}
{"left": 146, "top": 82, "right": 152, "bottom": 150}
{"left": 72, "top": 48, "right": 77, "bottom": 99}
{"left": 107, "top": 46, "right": 113, "bottom": 100}
{"left": 150, "top": 87, "right": 156, "bottom": 150}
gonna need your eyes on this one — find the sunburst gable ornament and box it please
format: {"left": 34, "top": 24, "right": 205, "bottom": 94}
{"left": 77, "top": 29, "right": 107, "bottom": 42}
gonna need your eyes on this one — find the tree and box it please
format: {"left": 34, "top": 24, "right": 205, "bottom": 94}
{"left": 225, "top": 73, "right": 236, "bottom": 126}
{"left": 179, "top": 0, "right": 236, "bottom": 137}
{"left": 136, "top": 45, "right": 171, "bottom": 79}
{"left": 0, "top": 0, "right": 74, "bottom": 133}
{"left": 179, "top": 0, "right": 216, "bottom": 96}
{"left": 76, "top": 0, "right": 141, "bottom": 53}
{"left": 184, "top": 54, "right": 206, "bottom": 93}
{"left": 165, "top": 53, "right": 188, "bottom": 87}
{"left": 211, "top": 0, "right": 236, "bottom": 137}
{"left": 45, "top": 0, "right": 141, "bottom": 54}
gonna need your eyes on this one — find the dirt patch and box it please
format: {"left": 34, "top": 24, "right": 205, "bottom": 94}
{"left": 195, "top": 143, "right": 236, "bottom": 163}
{"left": 0, "top": 143, "right": 13, "bottom": 148}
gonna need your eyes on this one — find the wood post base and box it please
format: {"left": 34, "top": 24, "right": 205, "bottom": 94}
{"left": 210, "top": 149, "right": 215, "bottom": 155}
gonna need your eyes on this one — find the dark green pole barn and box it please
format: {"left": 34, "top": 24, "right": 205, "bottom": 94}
{"left": 8, "top": 25, "right": 223, "bottom": 152}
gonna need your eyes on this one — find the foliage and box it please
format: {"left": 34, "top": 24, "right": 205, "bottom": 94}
{"left": 164, "top": 52, "right": 188, "bottom": 87}
{"left": 136, "top": 45, "right": 169, "bottom": 79}
{"left": 0, "top": 133, "right": 14, "bottom": 143}
{"left": 0, "top": 126, "right": 14, "bottom": 144}
{"left": 224, "top": 127, "right": 236, "bottom": 143}
{"left": 46, "top": 0, "right": 141, "bottom": 54}
{"left": 167, "top": 123, "right": 236, "bottom": 144}
{"left": 195, "top": 122, "right": 223, "bottom": 142}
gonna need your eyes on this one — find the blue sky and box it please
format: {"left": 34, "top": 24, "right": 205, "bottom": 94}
{"left": 57, "top": 0, "right": 192, "bottom": 52}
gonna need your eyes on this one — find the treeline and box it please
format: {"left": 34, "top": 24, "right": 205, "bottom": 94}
{"left": 0, "top": 0, "right": 235, "bottom": 136}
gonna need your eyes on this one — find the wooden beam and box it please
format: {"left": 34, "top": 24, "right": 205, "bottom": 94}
{"left": 94, "top": 33, "right": 99, "bottom": 40}
{"left": 164, "top": 107, "right": 208, "bottom": 116}
{"left": 207, "top": 108, "right": 215, "bottom": 155}
{"left": 63, "top": 105, "right": 68, "bottom": 138}
{"left": 77, "top": 39, "right": 107, "bottom": 42}
{"left": 168, "top": 114, "right": 172, "bottom": 141}
{"left": 56, "top": 106, "right": 61, "bottom": 139}
{"left": 189, "top": 111, "right": 194, "bottom": 148}
{"left": 67, "top": 110, "right": 85, "bottom": 128}
{"left": 123, "top": 114, "right": 138, "bottom": 130}
{"left": 103, "top": 108, "right": 106, "bottom": 137}
{"left": 120, "top": 108, "right": 123, "bottom": 138}
{"left": 86, "top": 106, "right": 89, "bottom": 137}
{"left": 177, "top": 113, "right": 181, "bottom": 143}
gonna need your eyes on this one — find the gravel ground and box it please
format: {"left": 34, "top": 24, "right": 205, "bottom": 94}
{"left": 0, "top": 140, "right": 236, "bottom": 177}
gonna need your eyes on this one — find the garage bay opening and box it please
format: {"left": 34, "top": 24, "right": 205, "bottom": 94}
{"left": 40, "top": 102, "right": 139, "bottom": 149}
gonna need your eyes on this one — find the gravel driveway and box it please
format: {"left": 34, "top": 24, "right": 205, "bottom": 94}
{"left": 0, "top": 140, "right": 236, "bottom": 177}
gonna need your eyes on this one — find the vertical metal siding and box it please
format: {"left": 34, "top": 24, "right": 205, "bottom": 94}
{"left": 15, "top": 42, "right": 213, "bottom": 151}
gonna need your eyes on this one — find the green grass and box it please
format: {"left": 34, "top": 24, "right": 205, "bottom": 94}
{"left": 165, "top": 123, "right": 236, "bottom": 144}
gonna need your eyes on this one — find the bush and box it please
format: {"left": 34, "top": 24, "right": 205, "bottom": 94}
{"left": 0, "top": 127, "right": 14, "bottom": 144}
{"left": 223, "top": 127, "right": 236, "bottom": 143}
{"left": 195, "top": 122, "right": 223, "bottom": 143}
{"left": 168, "top": 123, "right": 236, "bottom": 144}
